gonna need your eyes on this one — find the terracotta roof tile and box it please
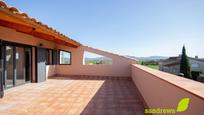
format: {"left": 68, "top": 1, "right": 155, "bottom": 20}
{"left": 0, "top": 1, "right": 7, "bottom": 8}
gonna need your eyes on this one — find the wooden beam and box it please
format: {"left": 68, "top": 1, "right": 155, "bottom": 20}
{"left": 0, "top": 19, "right": 33, "bottom": 34}
{"left": 31, "top": 30, "right": 55, "bottom": 41}
{"left": 53, "top": 38, "right": 78, "bottom": 48}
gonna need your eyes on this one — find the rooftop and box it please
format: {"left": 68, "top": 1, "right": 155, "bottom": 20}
{"left": 0, "top": 76, "right": 144, "bottom": 115}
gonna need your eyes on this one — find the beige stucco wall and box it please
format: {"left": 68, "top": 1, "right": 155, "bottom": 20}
{"left": 0, "top": 26, "right": 56, "bottom": 49}
{"left": 31, "top": 47, "right": 36, "bottom": 82}
{"left": 55, "top": 45, "right": 136, "bottom": 77}
{"left": 132, "top": 64, "right": 204, "bottom": 115}
{"left": 0, "top": 26, "right": 136, "bottom": 78}
{"left": 0, "top": 26, "right": 58, "bottom": 82}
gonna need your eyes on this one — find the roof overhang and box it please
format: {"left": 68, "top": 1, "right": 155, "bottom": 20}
{"left": 0, "top": 1, "right": 81, "bottom": 48}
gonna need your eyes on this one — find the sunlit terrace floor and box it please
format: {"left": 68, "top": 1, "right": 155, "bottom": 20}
{"left": 0, "top": 76, "right": 145, "bottom": 115}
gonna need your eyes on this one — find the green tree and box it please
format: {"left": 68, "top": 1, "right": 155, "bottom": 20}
{"left": 180, "top": 46, "right": 191, "bottom": 78}
{"left": 141, "top": 61, "right": 144, "bottom": 65}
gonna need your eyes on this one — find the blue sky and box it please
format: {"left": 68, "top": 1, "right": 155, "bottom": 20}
{"left": 5, "top": 0, "right": 204, "bottom": 57}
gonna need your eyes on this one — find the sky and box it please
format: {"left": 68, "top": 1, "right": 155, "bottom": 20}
{"left": 4, "top": 0, "right": 204, "bottom": 58}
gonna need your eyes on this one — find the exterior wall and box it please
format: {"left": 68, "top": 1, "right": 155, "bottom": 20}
{"left": 46, "top": 65, "right": 56, "bottom": 79}
{"left": 55, "top": 45, "right": 136, "bottom": 77}
{"left": 0, "top": 26, "right": 58, "bottom": 82}
{"left": 31, "top": 47, "right": 36, "bottom": 82}
{"left": 160, "top": 65, "right": 180, "bottom": 75}
{"left": 190, "top": 59, "right": 204, "bottom": 73}
{"left": 0, "top": 26, "right": 136, "bottom": 78}
{"left": 132, "top": 64, "right": 204, "bottom": 115}
{"left": 0, "top": 26, "right": 56, "bottom": 49}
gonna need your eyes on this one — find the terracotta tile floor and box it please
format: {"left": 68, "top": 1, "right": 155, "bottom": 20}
{"left": 0, "top": 76, "right": 145, "bottom": 115}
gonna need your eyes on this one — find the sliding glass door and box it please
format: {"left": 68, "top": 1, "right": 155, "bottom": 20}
{"left": 5, "top": 46, "right": 14, "bottom": 88}
{"left": 3, "top": 44, "right": 32, "bottom": 88}
{"left": 15, "top": 47, "right": 25, "bottom": 85}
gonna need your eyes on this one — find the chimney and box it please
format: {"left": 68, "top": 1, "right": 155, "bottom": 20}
{"left": 195, "top": 56, "right": 198, "bottom": 59}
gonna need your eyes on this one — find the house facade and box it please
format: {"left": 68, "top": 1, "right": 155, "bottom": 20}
{"left": 159, "top": 56, "right": 204, "bottom": 78}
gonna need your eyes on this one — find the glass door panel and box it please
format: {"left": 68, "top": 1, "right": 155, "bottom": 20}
{"left": 16, "top": 47, "right": 25, "bottom": 85}
{"left": 25, "top": 48, "right": 31, "bottom": 82}
{"left": 5, "top": 46, "right": 14, "bottom": 88}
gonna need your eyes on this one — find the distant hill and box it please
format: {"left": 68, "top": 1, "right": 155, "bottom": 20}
{"left": 125, "top": 56, "right": 168, "bottom": 61}
{"left": 85, "top": 56, "right": 168, "bottom": 62}
{"left": 85, "top": 57, "right": 112, "bottom": 64}
{"left": 85, "top": 57, "right": 111, "bottom": 61}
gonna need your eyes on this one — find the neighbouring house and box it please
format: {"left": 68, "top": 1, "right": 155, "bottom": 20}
{"left": 0, "top": 1, "right": 204, "bottom": 115}
{"left": 159, "top": 56, "right": 204, "bottom": 80}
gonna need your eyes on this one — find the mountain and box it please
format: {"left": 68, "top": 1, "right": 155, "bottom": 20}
{"left": 85, "top": 56, "right": 168, "bottom": 61}
{"left": 125, "top": 56, "right": 168, "bottom": 61}
{"left": 85, "top": 57, "right": 111, "bottom": 61}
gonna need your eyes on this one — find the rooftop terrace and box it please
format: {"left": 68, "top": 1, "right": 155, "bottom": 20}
{"left": 0, "top": 1, "right": 204, "bottom": 115}
{"left": 0, "top": 76, "right": 144, "bottom": 115}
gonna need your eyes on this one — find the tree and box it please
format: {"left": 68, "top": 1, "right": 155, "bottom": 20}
{"left": 141, "top": 61, "right": 144, "bottom": 65}
{"left": 180, "top": 45, "right": 191, "bottom": 79}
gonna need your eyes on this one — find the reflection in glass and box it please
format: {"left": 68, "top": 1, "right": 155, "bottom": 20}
{"left": 16, "top": 47, "right": 25, "bottom": 85}
{"left": 60, "top": 51, "right": 71, "bottom": 64}
{"left": 5, "top": 46, "right": 13, "bottom": 88}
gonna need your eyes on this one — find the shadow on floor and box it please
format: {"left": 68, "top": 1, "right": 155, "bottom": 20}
{"left": 50, "top": 76, "right": 145, "bottom": 115}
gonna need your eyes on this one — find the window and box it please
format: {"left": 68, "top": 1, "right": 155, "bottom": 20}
{"left": 191, "top": 63, "right": 199, "bottom": 68}
{"left": 83, "top": 51, "right": 113, "bottom": 65}
{"left": 59, "top": 50, "right": 71, "bottom": 64}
